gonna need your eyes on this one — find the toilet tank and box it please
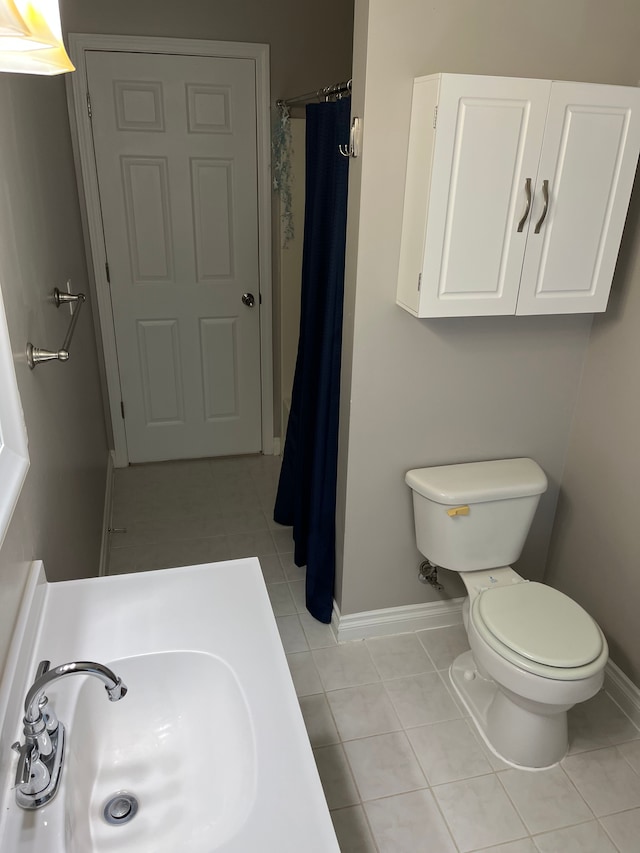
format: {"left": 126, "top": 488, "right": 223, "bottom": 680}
{"left": 405, "top": 458, "right": 548, "bottom": 572}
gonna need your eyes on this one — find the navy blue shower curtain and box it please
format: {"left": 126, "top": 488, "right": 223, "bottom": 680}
{"left": 274, "top": 97, "right": 351, "bottom": 623}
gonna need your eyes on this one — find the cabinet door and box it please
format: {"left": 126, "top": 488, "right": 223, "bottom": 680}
{"left": 418, "top": 75, "right": 551, "bottom": 317}
{"left": 517, "top": 82, "right": 640, "bottom": 314}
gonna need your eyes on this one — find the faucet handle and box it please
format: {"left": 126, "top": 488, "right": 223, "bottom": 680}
{"left": 11, "top": 741, "right": 34, "bottom": 788}
{"left": 11, "top": 741, "right": 50, "bottom": 796}
{"left": 34, "top": 661, "right": 50, "bottom": 711}
{"left": 35, "top": 660, "right": 50, "bottom": 679}
{"left": 29, "top": 661, "right": 59, "bottom": 735}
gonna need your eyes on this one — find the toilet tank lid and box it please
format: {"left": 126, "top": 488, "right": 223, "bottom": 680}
{"left": 405, "top": 458, "right": 548, "bottom": 504}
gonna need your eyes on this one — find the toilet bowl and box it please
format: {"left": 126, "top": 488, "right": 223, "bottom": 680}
{"left": 453, "top": 567, "right": 607, "bottom": 767}
{"left": 405, "top": 458, "right": 608, "bottom": 769}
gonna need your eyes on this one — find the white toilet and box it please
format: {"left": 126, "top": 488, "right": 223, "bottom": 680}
{"left": 405, "top": 457, "right": 608, "bottom": 769}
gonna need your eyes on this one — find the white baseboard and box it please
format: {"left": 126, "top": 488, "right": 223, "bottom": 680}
{"left": 332, "top": 597, "right": 465, "bottom": 643}
{"left": 604, "top": 659, "right": 640, "bottom": 731}
{"left": 331, "top": 597, "right": 640, "bottom": 729}
{"left": 272, "top": 437, "right": 282, "bottom": 456}
{"left": 98, "top": 450, "right": 115, "bottom": 577}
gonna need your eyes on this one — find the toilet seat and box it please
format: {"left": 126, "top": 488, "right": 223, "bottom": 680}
{"left": 471, "top": 582, "right": 607, "bottom": 681}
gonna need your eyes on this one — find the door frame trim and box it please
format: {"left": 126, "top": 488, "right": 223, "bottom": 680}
{"left": 66, "top": 33, "right": 274, "bottom": 466}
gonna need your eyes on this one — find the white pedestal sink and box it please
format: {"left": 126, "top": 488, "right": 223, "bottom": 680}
{"left": 0, "top": 559, "right": 339, "bottom": 852}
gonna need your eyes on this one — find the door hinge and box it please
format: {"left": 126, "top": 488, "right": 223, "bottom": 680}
{"left": 120, "top": 401, "right": 125, "bottom": 419}
{"left": 86, "top": 92, "right": 92, "bottom": 120}
{"left": 259, "top": 293, "right": 262, "bottom": 305}
{"left": 418, "top": 272, "right": 422, "bottom": 292}
{"left": 433, "top": 105, "right": 438, "bottom": 129}
{"left": 105, "top": 261, "right": 110, "bottom": 284}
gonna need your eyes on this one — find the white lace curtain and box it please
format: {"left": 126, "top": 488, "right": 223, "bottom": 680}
{"left": 272, "top": 102, "right": 294, "bottom": 248}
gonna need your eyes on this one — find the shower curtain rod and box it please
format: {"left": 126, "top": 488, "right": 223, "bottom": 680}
{"left": 276, "top": 79, "right": 352, "bottom": 108}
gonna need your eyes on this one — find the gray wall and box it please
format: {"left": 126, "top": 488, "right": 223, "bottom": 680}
{"left": 545, "top": 182, "right": 640, "bottom": 685}
{"left": 0, "top": 74, "right": 108, "bottom": 677}
{"left": 337, "top": 0, "right": 640, "bottom": 616}
{"left": 60, "top": 0, "right": 354, "bottom": 103}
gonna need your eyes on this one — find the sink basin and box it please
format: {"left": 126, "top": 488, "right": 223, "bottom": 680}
{"left": 65, "top": 651, "right": 256, "bottom": 853}
{"left": 0, "top": 559, "right": 339, "bottom": 852}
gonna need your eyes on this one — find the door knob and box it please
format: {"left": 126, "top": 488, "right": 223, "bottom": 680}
{"left": 241, "top": 292, "right": 255, "bottom": 308}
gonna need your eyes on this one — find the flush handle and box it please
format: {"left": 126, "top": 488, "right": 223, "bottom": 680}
{"left": 446, "top": 505, "right": 470, "bottom": 518}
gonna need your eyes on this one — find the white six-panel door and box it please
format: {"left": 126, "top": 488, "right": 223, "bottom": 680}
{"left": 86, "top": 50, "right": 262, "bottom": 462}
{"left": 517, "top": 81, "right": 640, "bottom": 314}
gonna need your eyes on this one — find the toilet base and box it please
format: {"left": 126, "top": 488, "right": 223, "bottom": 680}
{"left": 450, "top": 651, "right": 570, "bottom": 770}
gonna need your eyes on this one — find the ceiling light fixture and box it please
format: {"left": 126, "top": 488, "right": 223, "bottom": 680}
{"left": 0, "top": 0, "right": 74, "bottom": 75}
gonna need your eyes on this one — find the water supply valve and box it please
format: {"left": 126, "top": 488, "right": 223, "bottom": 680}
{"left": 418, "top": 560, "right": 444, "bottom": 590}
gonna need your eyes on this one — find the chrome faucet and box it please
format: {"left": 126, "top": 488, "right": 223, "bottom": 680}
{"left": 12, "top": 660, "right": 128, "bottom": 810}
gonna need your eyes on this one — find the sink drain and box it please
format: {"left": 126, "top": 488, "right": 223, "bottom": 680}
{"left": 103, "top": 792, "right": 139, "bottom": 826}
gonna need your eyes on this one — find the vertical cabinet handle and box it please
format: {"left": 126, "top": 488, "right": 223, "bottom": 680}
{"left": 517, "top": 178, "right": 532, "bottom": 232}
{"left": 534, "top": 179, "right": 550, "bottom": 234}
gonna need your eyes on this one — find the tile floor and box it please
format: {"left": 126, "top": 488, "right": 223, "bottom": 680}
{"left": 108, "top": 456, "right": 640, "bottom": 853}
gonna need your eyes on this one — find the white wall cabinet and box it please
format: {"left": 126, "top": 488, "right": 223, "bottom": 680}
{"left": 397, "top": 73, "right": 640, "bottom": 318}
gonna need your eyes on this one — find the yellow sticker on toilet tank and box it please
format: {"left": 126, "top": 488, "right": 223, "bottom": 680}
{"left": 446, "top": 505, "right": 470, "bottom": 517}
